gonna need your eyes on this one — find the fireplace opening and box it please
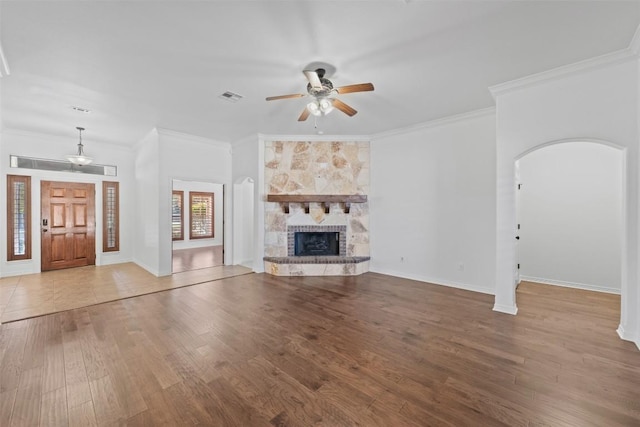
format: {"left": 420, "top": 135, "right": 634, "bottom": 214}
{"left": 294, "top": 232, "right": 339, "bottom": 256}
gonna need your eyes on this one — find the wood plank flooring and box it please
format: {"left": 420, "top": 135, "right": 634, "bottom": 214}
{"left": 0, "top": 263, "right": 252, "bottom": 324}
{"left": 1, "top": 274, "right": 638, "bottom": 426}
{"left": 172, "top": 246, "right": 224, "bottom": 273}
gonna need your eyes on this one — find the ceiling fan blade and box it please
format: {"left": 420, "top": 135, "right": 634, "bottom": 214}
{"left": 266, "top": 93, "right": 305, "bottom": 101}
{"left": 298, "top": 107, "right": 311, "bottom": 121}
{"left": 335, "top": 83, "right": 375, "bottom": 94}
{"left": 303, "top": 70, "right": 323, "bottom": 90}
{"left": 332, "top": 98, "right": 357, "bottom": 117}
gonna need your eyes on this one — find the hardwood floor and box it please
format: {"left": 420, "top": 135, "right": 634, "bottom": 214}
{"left": 1, "top": 275, "right": 638, "bottom": 426}
{"left": 172, "top": 246, "right": 224, "bottom": 273}
{"left": 0, "top": 263, "right": 252, "bottom": 324}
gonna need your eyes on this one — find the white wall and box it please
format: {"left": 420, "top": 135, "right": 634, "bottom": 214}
{"left": 157, "top": 129, "right": 232, "bottom": 276}
{"left": 1, "top": 129, "right": 135, "bottom": 277}
{"left": 172, "top": 179, "right": 224, "bottom": 249}
{"left": 493, "top": 57, "right": 639, "bottom": 347}
{"left": 518, "top": 142, "right": 622, "bottom": 293}
{"left": 133, "top": 129, "right": 161, "bottom": 275}
{"left": 242, "top": 179, "right": 254, "bottom": 264}
{"left": 370, "top": 110, "right": 497, "bottom": 294}
{"left": 232, "top": 135, "right": 263, "bottom": 272}
{"left": 233, "top": 177, "right": 254, "bottom": 267}
{"left": 637, "top": 56, "right": 640, "bottom": 350}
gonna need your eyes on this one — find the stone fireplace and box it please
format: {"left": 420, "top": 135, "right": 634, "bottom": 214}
{"left": 263, "top": 140, "right": 370, "bottom": 276}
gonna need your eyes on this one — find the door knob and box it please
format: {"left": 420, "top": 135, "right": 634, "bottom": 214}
{"left": 515, "top": 236, "right": 520, "bottom": 240}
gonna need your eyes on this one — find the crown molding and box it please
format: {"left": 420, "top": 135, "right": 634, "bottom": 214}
{"left": 372, "top": 106, "right": 496, "bottom": 140}
{"left": 156, "top": 127, "right": 231, "bottom": 150}
{"left": 258, "top": 133, "right": 370, "bottom": 142}
{"left": 0, "top": 42, "right": 10, "bottom": 78}
{"left": 489, "top": 48, "right": 637, "bottom": 100}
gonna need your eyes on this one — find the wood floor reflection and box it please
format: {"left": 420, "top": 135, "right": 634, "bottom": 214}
{"left": 0, "top": 262, "right": 252, "bottom": 323}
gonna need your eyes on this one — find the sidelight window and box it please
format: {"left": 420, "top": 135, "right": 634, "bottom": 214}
{"left": 7, "top": 175, "right": 32, "bottom": 261}
{"left": 102, "top": 181, "right": 120, "bottom": 252}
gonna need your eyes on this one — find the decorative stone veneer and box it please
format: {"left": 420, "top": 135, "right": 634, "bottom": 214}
{"left": 264, "top": 259, "right": 370, "bottom": 276}
{"left": 264, "top": 140, "right": 370, "bottom": 275}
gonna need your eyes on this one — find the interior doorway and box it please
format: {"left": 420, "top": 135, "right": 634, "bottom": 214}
{"left": 171, "top": 179, "right": 225, "bottom": 273}
{"left": 41, "top": 181, "right": 96, "bottom": 271}
{"left": 515, "top": 142, "right": 623, "bottom": 297}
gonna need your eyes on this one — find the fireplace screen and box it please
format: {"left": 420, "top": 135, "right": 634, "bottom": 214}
{"left": 294, "top": 232, "right": 340, "bottom": 256}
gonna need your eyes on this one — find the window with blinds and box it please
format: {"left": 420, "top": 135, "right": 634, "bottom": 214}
{"left": 102, "top": 181, "right": 120, "bottom": 252}
{"left": 7, "top": 175, "right": 32, "bottom": 261}
{"left": 172, "top": 190, "right": 184, "bottom": 241}
{"left": 189, "top": 192, "right": 214, "bottom": 239}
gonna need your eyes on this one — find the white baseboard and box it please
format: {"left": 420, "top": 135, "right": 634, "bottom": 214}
{"left": 237, "top": 259, "right": 254, "bottom": 269}
{"left": 97, "top": 254, "right": 132, "bottom": 267}
{"left": 617, "top": 324, "right": 640, "bottom": 351}
{"left": 369, "top": 267, "right": 495, "bottom": 295}
{"left": 493, "top": 303, "right": 518, "bottom": 315}
{"left": 617, "top": 324, "right": 628, "bottom": 340}
{"left": 133, "top": 259, "right": 160, "bottom": 277}
{"left": 254, "top": 261, "right": 265, "bottom": 274}
{"left": 0, "top": 266, "right": 36, "bottom": 278}
{"left": 519, "top": 275, "right": 620, "bottom": 294}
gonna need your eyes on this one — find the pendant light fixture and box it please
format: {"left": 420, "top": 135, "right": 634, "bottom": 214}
{"left": 66, "top": 126, "right": 93, "bottom": 166}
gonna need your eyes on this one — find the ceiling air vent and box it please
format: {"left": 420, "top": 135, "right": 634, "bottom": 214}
{"left": 71, "top": 105, "right": 91, "bottom": 113}
{"left": 219, "top": 91, "right": 243, "bottom": 102}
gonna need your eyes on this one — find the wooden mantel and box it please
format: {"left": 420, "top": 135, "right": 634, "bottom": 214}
{"left": 267, "top": 194, "right": 367, "bottom": 214}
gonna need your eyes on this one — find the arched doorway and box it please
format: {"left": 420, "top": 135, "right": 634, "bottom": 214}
{"left": 516, "top": 141, "right": 622, "bottom": 295}
{"left": 495, "top": 138, "right": 630, "bottom": 341}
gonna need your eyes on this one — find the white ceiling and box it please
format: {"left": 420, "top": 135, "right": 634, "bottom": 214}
{"left": 1, "top": 1, "right": 639, "bottom": 147}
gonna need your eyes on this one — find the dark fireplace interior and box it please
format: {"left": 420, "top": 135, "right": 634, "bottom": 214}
{"left": 294, "top": 232, "right": 339, "bottom": 256}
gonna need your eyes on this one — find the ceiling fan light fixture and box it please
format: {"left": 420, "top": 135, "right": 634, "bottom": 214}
{"left": 307, "top": 100, "right": 320, "bottom": 115}
{"left": 319, "top": 98, "right": 333, "bottom": 112}
{"left": 307, "top": 98, "right": 334, "bottom": 116}
{"left": 66, "top": 126, "right": 93, "bottom": 166}
{"left": 266, "top": 67, "right": 373, "bottom": 120}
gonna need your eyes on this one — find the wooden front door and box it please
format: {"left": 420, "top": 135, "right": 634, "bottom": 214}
{"left": 41, "top": 181, "right": 96, "bottom": 271}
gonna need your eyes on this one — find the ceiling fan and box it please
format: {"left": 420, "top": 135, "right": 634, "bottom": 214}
{"left": 266, "top": 68, "right": 374, "bottom": 121}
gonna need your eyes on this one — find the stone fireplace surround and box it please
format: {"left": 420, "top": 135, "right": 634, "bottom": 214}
{"left": 263, "top": 224, "right": 370, "bottom": 266}
{"left": 263, "top": 140, "right": 370, "bottom": 276}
